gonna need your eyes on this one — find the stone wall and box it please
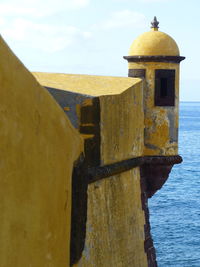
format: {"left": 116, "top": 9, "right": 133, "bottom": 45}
{"left": 0, "top": 36, "right": 83, "bottom": 267}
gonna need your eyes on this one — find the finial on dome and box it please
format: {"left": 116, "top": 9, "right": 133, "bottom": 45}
{"left": 151, "top": 16, "right": 159, "bottom": 31}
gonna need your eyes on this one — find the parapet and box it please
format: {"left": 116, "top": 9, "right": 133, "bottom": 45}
{"left": 0, "top": 17, "right": 184, "bottom": 267}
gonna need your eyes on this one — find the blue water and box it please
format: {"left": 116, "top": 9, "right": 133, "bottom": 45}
{"left": 149, "top": 102, "right": 200, "bottom": 267}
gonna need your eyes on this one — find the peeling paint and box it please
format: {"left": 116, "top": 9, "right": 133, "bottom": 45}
{"left": 167, "top": 109, "right": 178, "bottom": 143}
{"left": 129, "top": 61, "right": 180, "bottom": 156}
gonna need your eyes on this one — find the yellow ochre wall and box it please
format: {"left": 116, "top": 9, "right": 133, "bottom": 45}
{"left": 31, "top": 73, "right": 148, "bottom": 266}
{"left": 77, "top": 168, "right": 147, "bottom": 267}
{"left": 75, "top": 81, "right": 148, "bottom": 267}
{"left": 128, "top": 62, "right": 180, "bottom": 156}
{"left": 0, "top": 36, "right": 83, "bottom": 267}
{"left": 100, "top": 80, "right": 144, "bottom": 164}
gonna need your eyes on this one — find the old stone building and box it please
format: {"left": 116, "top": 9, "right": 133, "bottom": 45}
{"left": 0, "top": 17, "right": 184, "bottom": 266}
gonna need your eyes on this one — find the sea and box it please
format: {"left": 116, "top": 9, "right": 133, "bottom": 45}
{"left": 149, "top": 102, "right": 200, "bottom": 267}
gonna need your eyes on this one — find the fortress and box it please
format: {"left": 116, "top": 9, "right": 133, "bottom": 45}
{"left": 0, "top": 17, "right": 185, "bottom": 266}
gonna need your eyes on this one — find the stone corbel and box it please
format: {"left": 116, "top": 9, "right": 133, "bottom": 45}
{"left": 140, "top": 155, "right": 182, "bottom": 198}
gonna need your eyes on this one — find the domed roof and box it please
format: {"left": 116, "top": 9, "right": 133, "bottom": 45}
{"left": 129, "top": 17, "right": 180, "bottom": 56}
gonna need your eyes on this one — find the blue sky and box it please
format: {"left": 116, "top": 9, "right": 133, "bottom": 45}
{"left": 0, "top": 0, "right": 199, "bottom": 101}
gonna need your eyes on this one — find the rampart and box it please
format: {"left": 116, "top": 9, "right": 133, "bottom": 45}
{"left": 0, "top": 17, "right": 184, "bottom": 267}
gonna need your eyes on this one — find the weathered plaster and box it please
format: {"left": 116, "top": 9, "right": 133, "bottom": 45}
{"left": 129, "top": 29, "right": 179, "bottom": 56}
{"left": 45, "top": 87, "right": 92, "bottom": 129}
{"left": 33, "top": 72, "right": 140, "bottom": 97}
{"left": 100, "top": 80, "right": 144, "bottom": 165}
{"left": 73, "top": 82, "right": 147, "bottom": 267}
{"left": 0, "top": 18, "right": 185, "bottom": 267}
{"left": 0, "top": 36, "right": 83, "bottom": 267}
{"left": 128, "top": 62, "right": 180, "bottom": 156}
{"left": 77, "top": 168, "right": 147, "bottom": 267}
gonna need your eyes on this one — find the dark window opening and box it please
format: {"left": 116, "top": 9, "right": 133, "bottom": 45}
{"left": 128, "top": 69, "right": 146, "bottom": 78}
{"left": 155, "top": 69, "right": 175, "bottom": 106}
{"left": 160, "top": 78, "right": 168, "bottom": 98}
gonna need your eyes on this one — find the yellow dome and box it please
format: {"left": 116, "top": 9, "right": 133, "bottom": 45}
{"left": 129, "top": 30, "right": 180, "bottom": 56}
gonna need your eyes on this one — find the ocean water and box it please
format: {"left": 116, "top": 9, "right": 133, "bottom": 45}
{"left": 149, "top": 102, "right": 200, "bottom": 267}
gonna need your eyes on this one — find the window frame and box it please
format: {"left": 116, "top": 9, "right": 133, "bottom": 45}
{"left": 154, "top": 69, "right": 175, "bottom": 107}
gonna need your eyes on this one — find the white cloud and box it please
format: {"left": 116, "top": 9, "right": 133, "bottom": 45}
{"left": 0, "top": 0, "right": 91, "bottom": 53}
{"left": 1, "top": 18, "right": 91, "bottom": 53}
{"left": 0, "top": 0, "right": 90, "bottom": 17}
{"left": 113, "top": 0, "right": 169, "bottom": 2}
{"left": 98, "top": 10, "right": 146, "bottom": 30}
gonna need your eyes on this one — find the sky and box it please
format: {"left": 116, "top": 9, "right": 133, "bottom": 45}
{"left": 0, "top": 0, "right": 199, "bottom": 101}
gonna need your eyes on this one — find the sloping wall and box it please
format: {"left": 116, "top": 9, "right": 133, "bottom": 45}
{"left": 0, "top": 36, "right": 83, "bottom": 267}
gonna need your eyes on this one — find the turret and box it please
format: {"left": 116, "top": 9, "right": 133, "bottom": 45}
{"left": 124, "top": 17, "right": 185, "bottom": 156}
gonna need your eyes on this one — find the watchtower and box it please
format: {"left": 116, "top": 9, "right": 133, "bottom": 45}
{"left": 124, "top": 17, "right": 185, "bottom": 156}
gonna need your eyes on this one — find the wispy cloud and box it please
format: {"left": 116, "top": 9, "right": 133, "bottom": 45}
{"left": 96, "top": 10, "right": 146, "bottom": 30}
{"left": 1, "top": 18, "right": 91, "bottom": 53}
{"left": 0, "top": 0, "right": 91, "bottom": 53}
{"left": 0, "top": 0, "right": 90, "bottom": 17}
{"left": 0, "top": 2, "right": 145, "bottom": 54}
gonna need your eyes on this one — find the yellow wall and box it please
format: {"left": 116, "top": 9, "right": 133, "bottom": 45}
{"left": 77, "top": 169, "right": 147, "bottom": 267}
{"left": 32, "top": 72, "right": 140, "bottom": 97}
{"left": 129, "top": 62, "right": 180, "bottom": 156}
{"left": 32, "top": 73, "right": 148, "bottom": 266}
{"left": 100, "top": 80, "right": 144, "bottom": 164}
{"left": 0, "top": 26, "right": 182, "bottom": 267}
{"left": 75, "top": 81, "right": 147, "bottom": 267}
{"left": 0, "top": 36, "right": 83, "bottom": 267}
